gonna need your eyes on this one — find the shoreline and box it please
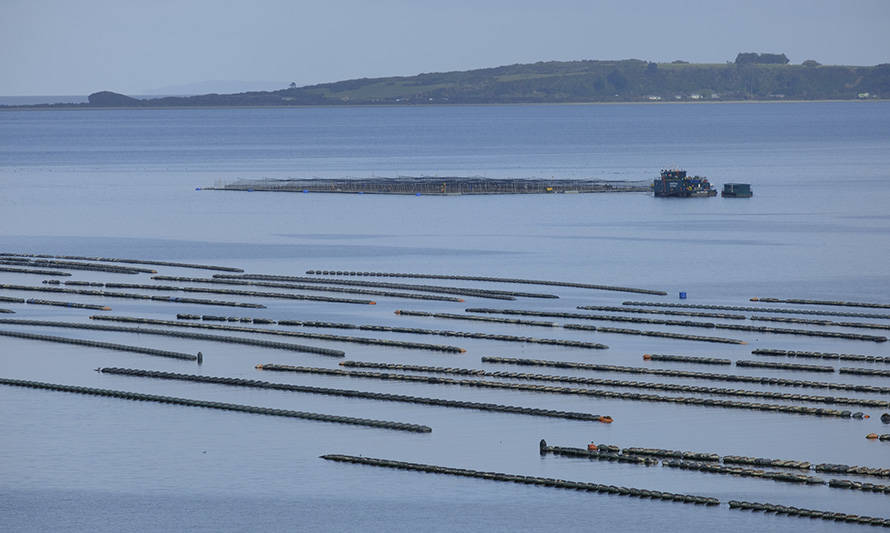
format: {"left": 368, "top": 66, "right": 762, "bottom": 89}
{"left": 1, "top": 98, "right": 887, "bottom": 112}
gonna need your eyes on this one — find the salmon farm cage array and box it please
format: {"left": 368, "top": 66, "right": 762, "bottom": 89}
{"left": 206, "top": 176, "right": 650, "bottom": 195}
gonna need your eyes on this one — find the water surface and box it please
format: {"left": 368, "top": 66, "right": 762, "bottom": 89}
{"left": 1, "top": 102, "right": 889, "bottom": 532}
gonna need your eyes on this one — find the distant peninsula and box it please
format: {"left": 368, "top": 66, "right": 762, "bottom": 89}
{"left": 12, "top": 53, "right": 890, "bottom": 108}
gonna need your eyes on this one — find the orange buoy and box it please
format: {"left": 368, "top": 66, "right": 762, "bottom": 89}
{"left": 866, "top": 433, "right": 878, "bottom": 439}
{"left": 643, "top": 354, "right": 652, "bottom": 360}
{"left": 599, "top": 416, "right": 614, "bottom": 424}
{"left": 588, "top": 443, "right": 598, "bottom": 451}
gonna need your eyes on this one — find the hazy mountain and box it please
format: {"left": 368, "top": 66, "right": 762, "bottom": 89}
{"left": 13, "top": 55, "right": 890, "bottom": 108}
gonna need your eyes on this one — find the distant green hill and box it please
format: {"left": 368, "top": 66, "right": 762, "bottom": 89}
{"left": 56, "top": 56, "right": 890, "bottom": 108}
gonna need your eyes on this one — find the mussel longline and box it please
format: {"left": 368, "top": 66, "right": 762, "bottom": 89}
{"left": 567, "top": 324, "right": 744, "bottom": 345}
{"left": 67, "top": 281, "right": 376, "bottom": 305}
{"left": 257, "top": 364, "right": 858, "bottom": 418}
{"left": 0, "top": 283, "right": 265, "bottom": 309}
{"left": 466, "top": 307, "right": 717, "bottom": 328}
{"left": 578, "top": 305, "right": 746, "bottom": 320}
{"left": 712, "top": 323, "right": 886, "bottom": 343}
{"left": 751, "top": 297, "right": 890, "bottom": 310}
{"left": 735, "top": 360, "right": 836, "bottom": 373}
{"left": 212, "top": 274, "right": 555, "bottom": 300}
{"left": 622, "top": 301, "right": 890, "bottom": 320}
{"left": 0, "top": 329, "right": 199, "bottom": 361}
{"left": 87, "top": 315, "right": 465, "bottom": 353}
{"left": 98, "top": 367, "right": 613, "bottom": 422}
{"left": 320, "top": 454, "right": 718, "bottom": 504}
{"left": 750, "top": 315, "right": 890, "bottom": 331}
{"left": 543, "top": 440, "right": 890, "bottom": 478}
{"left": 0, "top": 252, "right": 244, "bottom": 272}
{"left": 642, "top": 353, "right": 731, "bottom": 365}
{"left": 0, "top": 318, "right": 344, "bottom": 356}
{"left": 24, "top": 298, "right": 111, "bottom": 311}
{"left": 752, "top": 349, "right": 890, "bottom": 364}
{"left": 0, "top": 266, "right": 71, "bottom": 276}
{"left": 338, "top": 360, "right": 888, "bottom": 408}
{"left": 304, "top": 270, "right": 668, "bottom": 295}
{"left": 728, "top": 500, "right": 890, "bottom": 526}
{"left": 0, "top": 377, "right": 429, "bottom": 432}
{"left": 359, "top": 323, "right": 607, "bottom": 349}
{"left": 480, "top": 356, "right": 890, "bottom": 394}
{"left": 152, "top": 275, "right": 464, "bottom": 302}
{"left": 394, "top": 309, "right": 557, "bottom": 327}
{"left": 0, "top": 257, "right": 152, "bottom": 274}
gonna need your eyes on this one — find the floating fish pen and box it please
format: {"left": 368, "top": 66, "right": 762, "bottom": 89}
{"left": 211, "top": 176, "right": 650, "bottom": 195}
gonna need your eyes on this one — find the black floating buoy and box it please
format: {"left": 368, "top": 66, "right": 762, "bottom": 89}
{"left": 197, "top": 351, "right": 203, "bottom": 365}
{"left": 540, "top": 439, "right": 547, "bottom": 455}
{"left": 881, "top": 413, "right": 890, "bottom": 424}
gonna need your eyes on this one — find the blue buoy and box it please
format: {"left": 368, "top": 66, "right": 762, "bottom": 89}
{"left": 679, "top": 291, "right": 687, "bottom": 299}
{"left": 195, "top": 187, "right": 201, "bottom": 191}
{"left": 416, "top": 193, "right": 422, "bottom": 196}
{"left": 302, "top": 190, "right": 309, "bottom": 193}
{"left": 247, "top": 188, "right": 254, "bottom": 192}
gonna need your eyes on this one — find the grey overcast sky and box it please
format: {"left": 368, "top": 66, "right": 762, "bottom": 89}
{"left": 2, "top": 0, "right": 889, "bottom": 96}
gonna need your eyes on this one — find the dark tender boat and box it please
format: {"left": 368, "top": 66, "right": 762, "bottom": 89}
{"left": 652, "top": 169, "right": 717, "bottom": 197}
{"left": 722, "top": 183, "right": 753, "bottom": 198}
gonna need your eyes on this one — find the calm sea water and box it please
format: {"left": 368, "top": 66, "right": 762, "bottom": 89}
{"left": 1, "top": 102, "right": 889, "bottom": 532}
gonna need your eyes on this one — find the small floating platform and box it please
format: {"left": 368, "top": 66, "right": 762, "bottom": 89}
{"left": 722, "top": 183, "right": 753, "bottom": 198}
{"left": 208, "top": 177, "right": 649, "bottom": 196}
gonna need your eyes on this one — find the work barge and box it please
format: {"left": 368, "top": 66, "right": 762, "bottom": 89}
{"left": 209, "top": 177, "right": 649, "bottom": 195}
